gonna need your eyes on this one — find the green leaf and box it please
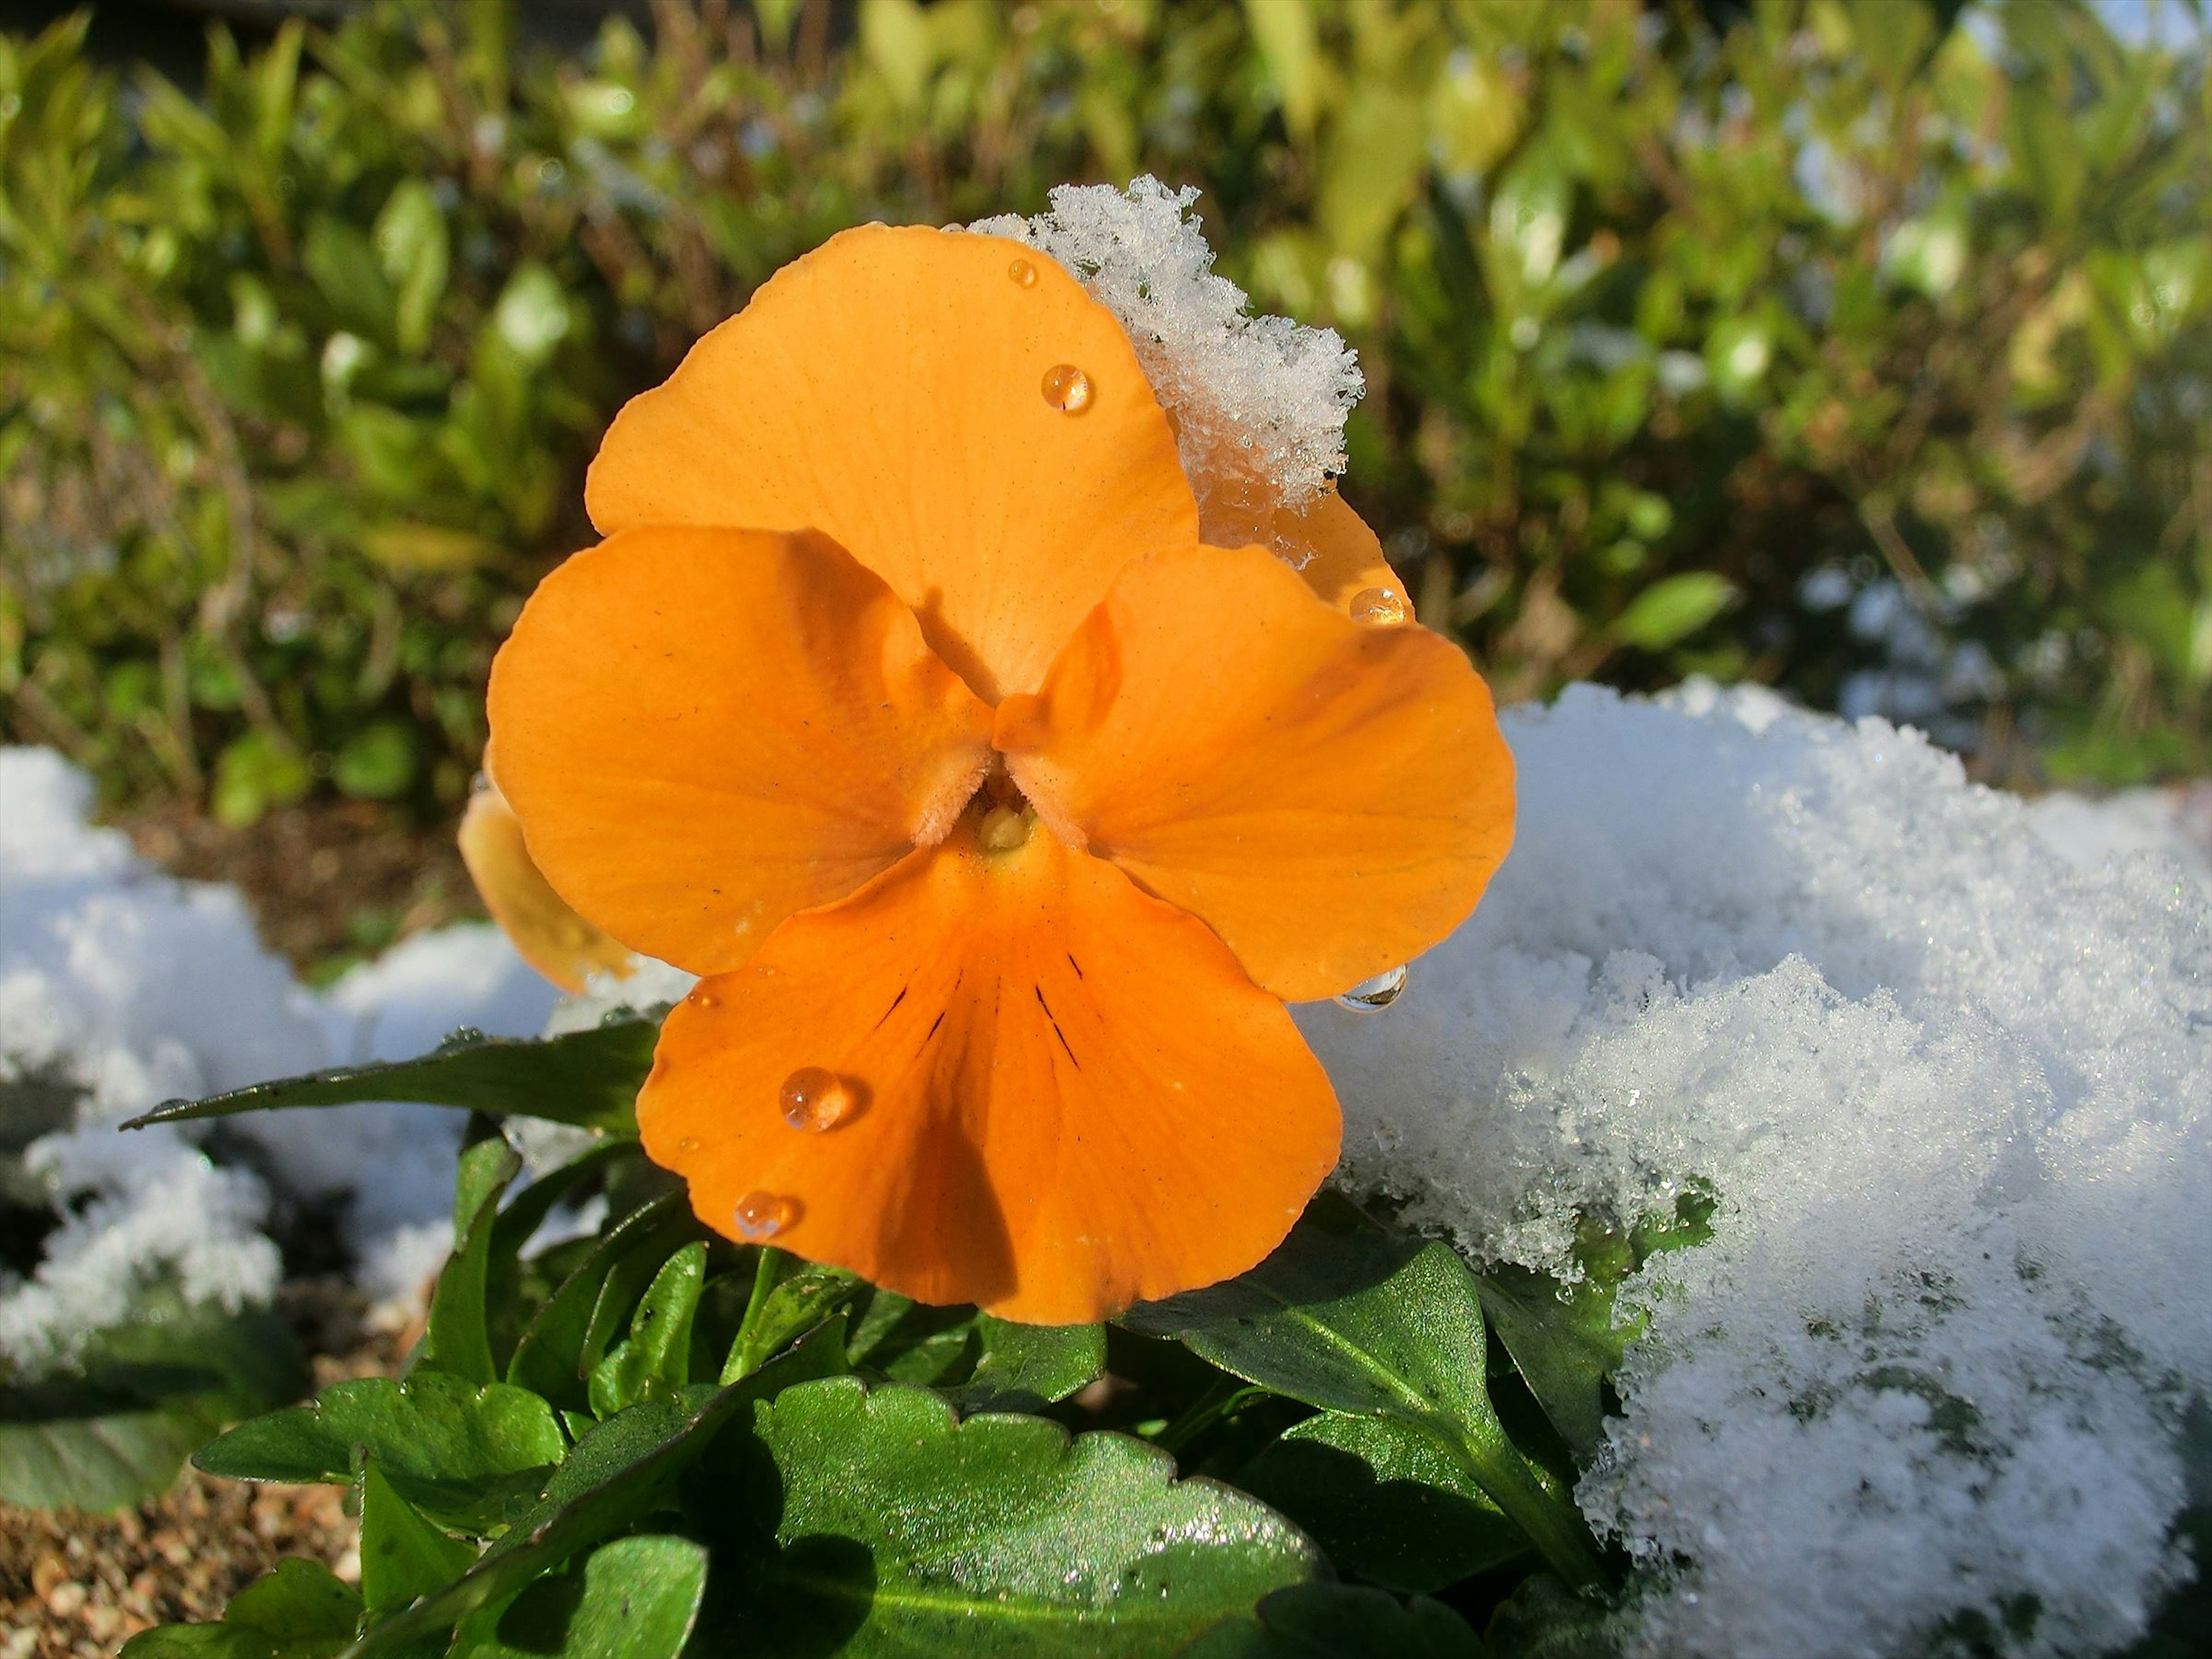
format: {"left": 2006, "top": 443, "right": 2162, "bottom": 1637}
{"left": 122, "top": 1020, "right": 658, "bottom": 1137}
{"left": 1484, "top": 1573, "right": 1633, "bottom": 1659}
{"left": 338, "top": 1325, "right": 842, "bottom": 1658}
{"left": 587, "top": 1241, "right": 706, "bottom": 1417}
{"left": 704, "top": 1378, "right": 1321, "bottom": 1656}
{"left": 122, "top": 1559, "right": 362, "bottom": 1658}
{"left": 195, "top": 1372, "right": 564, "bottom": 1532}
{"left": 1237, "top": 1412, "right": 1528, "bottom": 1593}
{"left": 1471, "top": 1266, "right": 1623, "bottom": 1463}
{"left": 0, "top": 1302, "right": 306, "bottom": 1511}
{"left": 359, "top": 1459, "right": 477, "bottom": 1612}
{"left": 421, "top": 1137, "right": 524, "bottom": 1386}
{"left": 449, "top": 1535, "right": 706, "bottom": 1659}
{"left": 507, "top": 1193, "right": 701, "bottom": 1411}
{"left": 331, "top": 720, "right": 418, "bottom": 801}
{"left": 1179, "top": 1583, "right": 1484, "bottom": 1658}
{"left": 721, "top": 1254, "right": 865, "bottom": 1382}
{"left": 1125, "top": 1222, "right": 1601, "bottom": 1588}
{"left": 845, "top": 1287, "right": 979, "bottom": 1384}
{"left": 949, "top": 1316, "right": 1107, "bottom": 1414}
{"left": 373, "top": 179, "right": 449, "bottom": 356}
{"left": 1608, "top": 573, "right": 1738, "bottom": 653}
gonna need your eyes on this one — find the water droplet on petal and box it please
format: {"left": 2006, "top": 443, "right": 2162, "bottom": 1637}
{"left": 1009, "top": 257, "right": 1038, "bottom": 288}
{"left": 1041, "top": 363, "right": 1092, "bottom": 413}
{"left": 677, "top": 1136, "right": 699, "bottom": 1153}
{"left": 1349, "top": 586, "right": 1408, "bottom": 626}
{"left": 779, "top": 1066, "right": 858, "bottom": 1132}
{"left": 734, "top": 1190, "right": 798, "bottom": 1240}
{"left": 688, "top": 988, "right": 718, "bottom": 1009}
{"left": 1336, "top": 965, "right": 1408, "bottom": 1013}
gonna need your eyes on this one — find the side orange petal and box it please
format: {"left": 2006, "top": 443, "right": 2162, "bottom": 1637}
{"left": 584, "top": 225, "right": 1199, "bottom": 704}
{"left": 486, "top": 525, "right": 994, "bottom": 977}
{"left": 638, "top": 813, "right": 1342, "bottom": 1324}
{"left": 1271, "top": 488, "right": 1407, "bottom": 618}
{"left": 457, "top": 781, "right": 633, "bottom": 993}
{"left": 998, "top": 541, "right": 1515, "bottom": 1003}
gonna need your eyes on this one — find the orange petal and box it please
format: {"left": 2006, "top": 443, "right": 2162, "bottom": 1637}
{"left": 585, "top": 225, "right": 1199, "bottom": 703}
{"left": 457, "top": 782, "right": 634, "bottom": 994}
{"left": 999, "top": 541, "right": 1514, "bottom": 1003}
{"left": 1272, "top": 488, "right": 1407, "bottom": 619}
{"left": 638, "top": 812, "right": 1342, "bottom": 1324}
{"left": 486, "top": 525, "right": 994, "bottom": 977}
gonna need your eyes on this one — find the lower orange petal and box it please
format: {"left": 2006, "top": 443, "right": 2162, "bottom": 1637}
{"left": 457, "top": 782, "right": 634, "bottom": 994}
{"left": 637, "top": 810, "right": 1342, "bottom": 1324}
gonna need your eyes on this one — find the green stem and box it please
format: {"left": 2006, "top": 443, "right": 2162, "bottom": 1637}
{"left": 1438, "top": 1413, "right": 1605, "bottom": 1590}
{"left": 1153, "top": 1378, "right": 1267, "bottom": 1460}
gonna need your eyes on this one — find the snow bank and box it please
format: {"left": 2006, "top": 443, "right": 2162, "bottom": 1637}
{"left": 0, "top": 748, "right": 558, "bottom": 1368}
{"left": 1301, "top": 685, "right": 2211, "bottom": 1657}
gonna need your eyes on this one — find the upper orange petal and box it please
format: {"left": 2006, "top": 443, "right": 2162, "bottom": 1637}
{"left": 638, "top": 810, "right": 1343, "bottom": 1324}
{"left": 486, "top": 524, "right": 994, "bottom": 976}
{"left": 997, "top": 541, "right": 1515, "bottom": 1003}
{"left": 584, "top": 224, "right": 1199, "bottom": 704}
{"left": 457, "top": 781, "right": 634, "bottom": 994}
{"left": 1272, "top": 488, "right": 1407, "bottom": 618}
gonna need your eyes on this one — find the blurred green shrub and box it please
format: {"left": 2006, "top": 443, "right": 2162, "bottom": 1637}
{"left": 2, "top": 0, "right": 2206, "bottom": 822}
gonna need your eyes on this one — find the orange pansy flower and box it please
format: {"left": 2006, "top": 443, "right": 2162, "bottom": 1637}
{"left": 487, "top": 225, "right": 1514, "bottom": 1323}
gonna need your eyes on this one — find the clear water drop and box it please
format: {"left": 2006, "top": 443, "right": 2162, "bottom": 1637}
{"left": 1349, "top": 586, "right": 1408, "bottom": 626}
{"left": 677, "top": 1135, "right": 699, "bottom": 1153}
{"left": 1041, "top": 363, "right": 1092, "bottom": 413}
{"left": 688, "top": 988, "right": 718, "bottom": 1009}
{"left": 779, "top": 1066, "right": 857, "bottom": 1132}
{"left": 1336, "top": 965, "right": 1408, "bottom": 1013}
{"left": 1009, "top": 257, "right": 1039, "bottom": 288}
{"left": 734, "top": 1190, "right": 798, "bottom": 1240}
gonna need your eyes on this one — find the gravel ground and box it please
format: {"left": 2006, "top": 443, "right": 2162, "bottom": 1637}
{"left": 0, "top": 1286, "right": 407, "bottom": 1656}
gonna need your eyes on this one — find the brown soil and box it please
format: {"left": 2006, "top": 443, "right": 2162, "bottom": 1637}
{"left": 118, "top": 800, "right": 484, "bottom": 976}
{"left": 0, "top": 1286, "right": 408, "bottom": 1657}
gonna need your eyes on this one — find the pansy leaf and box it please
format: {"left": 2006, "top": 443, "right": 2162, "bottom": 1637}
{"left": 506, "top": 1192, "right": 702, "bottom": 1411}
{"left": 1237, "top": 1412, "right": 1529, "bottom": 1593}
{"left": 485, "top": 1141, "right": 643, "bottom": 1365}
{"left": 720, "top": 1255, "right": 865, "bottom": 1382}
{"left": 586, "top": 1241, "right": 706, "bottom": 1417}
{"left": 1, "top": 1301, "right": 306, "bottom": 1512}
{"left": 120, "top": 1559, "right": 362, "bottom": 1658}
{"left": 335, "top": 1324, "right": 844, "bottom": 1658}
{"left": 120, "top": 1020, "right": 658, "bottom": 1137}
{"left": 359, "top": 1459, "right": 478, "bottom": 1613}
{"left": 421, "top": 1137, "right": 524, "bottom": 1385}
{"left": 447, "top": 1535, "right": 707, "bottom": 1659}
{"left": 1124, "top": 1221, "right": 1602, "bottom": 1588}
{"left": 845, "top": 1286, "right": 979, "bottom": 1384}
{"left": 699, "top": 1377, "right": 1321, "bottom": 1656}
{"left": 949, "top": 1315, "right": 1108, "bottom": 1414}
{"left": 194, "top": 1371, "right": 565, "bottom": 1532}
{"left": 1484, "top": 1573, "right": 1635, "bottom": 1659}
{"left": 1177, "top": 1584, "right": 1485, "bottom": 1658}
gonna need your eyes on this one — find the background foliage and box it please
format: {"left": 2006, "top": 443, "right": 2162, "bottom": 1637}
{"left": 2, "top": 0, "right": 2207, "bottom": 825}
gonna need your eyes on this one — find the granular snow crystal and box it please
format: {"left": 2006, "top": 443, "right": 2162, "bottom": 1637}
{"left": 969, "top": 178, "right": 1363, "bottom": 552}
{"left": 1298, "top": 684, "right": 2211, "bottom": 1658}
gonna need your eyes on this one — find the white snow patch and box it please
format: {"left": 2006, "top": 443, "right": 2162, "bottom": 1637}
{"left": 0, "top": 747, "right": 560, "bottom": 1370}
{"left": 969, "top": 178, "right": 1363, "bottom": 552}
{"left": 1300, "top": 686, "right": 2210, "bottom": 1658}
{"left": 2026, "top": 782, "right": 2212, "bottom": 896}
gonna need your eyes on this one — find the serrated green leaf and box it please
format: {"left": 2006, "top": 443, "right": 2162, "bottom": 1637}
{"left": 588, "top": 1241, "right": 705, "bottom": 1416}
{"left": 1125, "top": 1222, "right": 1600, "bottom": 1588}
{"left": 121, "top": 1021, "right": 657, "bottom": 1137}
{"left": 449, "top": 1534, "right": 706, "bottom": 1659}
{"left": 421, "top": 1137, "right": 524, "bottom": 1385}
{"left": 703, "top": 1377, "right": 1321, "bottom": 1656}
{"left": 337, "top": 1324, "right": 843, "bottom": 1658}
{"left": 359, "top": 1459, "right": 478, "bottom": 1612}
{"left": 1237, "top": 1413, "right": 1528, "bottom": 1593}
{"left": 0, "top": 1302, "right": 306, "bottom": 1511}
{"left": 1179, "top": 1582, "right": 1484, "bottom": 1658}
{"left": 721, "top": 1254, "right": 865, "bottom": 1382}
{"left": 950, "top": 1316, "right": 1107, "bottom": 1414}
{"left": 195, "top": 1372, "right": 564, "bottom": 1531}
{"left": 121, "top": 1559, "right": 362, "bottom": 1658}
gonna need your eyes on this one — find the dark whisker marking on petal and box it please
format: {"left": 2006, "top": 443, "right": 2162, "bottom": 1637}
{"left": 873, "top": 984, "right": 910, "bottom": 1031}
{"left": 1066, "top": 952, "right": 1085, "bottom": 980}
{"left": 1035, "top": 986, "right": 1080, "bottom": 1070}
{"left": 925, "top": 1009, "right": 948, "bottom": 1042}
